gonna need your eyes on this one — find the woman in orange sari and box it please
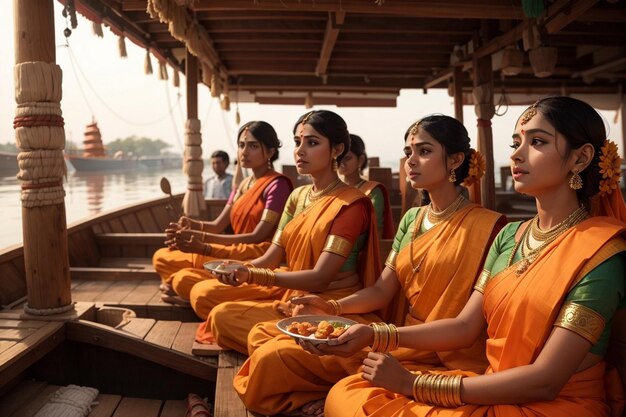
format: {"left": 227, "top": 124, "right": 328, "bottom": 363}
{"left": 152, "top": 121, "right": 292, "bottom": 302}
{"left": 233, "top": 115, "right": 505, "bottom": 416}
{"left": 324, "top": 97, "right": 626, "bottom": 417}
{"left": 193, "top": 110, "right": 381, "bottom": 353}
{"left": 339, "top": 134, "right": 395, "bottom": 239}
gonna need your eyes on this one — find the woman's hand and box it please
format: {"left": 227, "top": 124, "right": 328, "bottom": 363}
{"left": 300, "top": 323, "right": 374, "bottom": 357}
{"left": 290, "top": 295, "right": 335, "bottom": 316}
{"left": 164, "top": 222, "right": 183, "bottom": 248}
{"left": 173, "top": 230, "right": 206, "bottom": 254}
{"left": 177, "top": 216, "right": 196, "bottom": 230}
{"left": 213, "top": 263, "right": 250, "bottom": 287}
{"left": 361, "top": 352, "right": 414, "bottom": 397}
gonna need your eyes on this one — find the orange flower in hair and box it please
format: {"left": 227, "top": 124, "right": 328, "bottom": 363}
{"left": 462, "top": 150, "right": 486, "bottom": 187}
{"left": 598, "top": 140, "right": 621, "bottom": 196}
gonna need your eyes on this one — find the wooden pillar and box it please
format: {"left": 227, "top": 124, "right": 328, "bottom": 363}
{"left": 453, "top": 66, "right": 464, "bottom": 124}
{"left": 473, "top": 55, "right": 496, "bottom": 210}
{"left": 14, "top": 0, "right": 72, "bottom": 312}
{"left": 181, "top": 51, "right": 206, "bottom": 217}
{"left": 186, "top": 52, "right": 198, "bottom": 119}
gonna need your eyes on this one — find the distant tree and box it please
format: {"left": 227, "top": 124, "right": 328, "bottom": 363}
{"left": 0, "top": 142, "right": 18, "bottom": 153}
{"left": 106, "top": 136, "right": 171, "bottom": 157}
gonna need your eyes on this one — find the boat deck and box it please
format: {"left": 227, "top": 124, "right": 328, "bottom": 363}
{"left": 0, "top": 379, "right": 189, "bottom": 417}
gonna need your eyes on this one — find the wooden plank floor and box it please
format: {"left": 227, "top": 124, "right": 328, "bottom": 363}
{"left": 0, "top": 319, "right": 65, "bottom": 388}
{"left": 0, "top": 379, "right": 188, "bottom": 417}
{"left": 71, "top": 278, "right": 199, "bottom": 322}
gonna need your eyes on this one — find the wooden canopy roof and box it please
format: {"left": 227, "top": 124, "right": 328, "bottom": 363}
{"left": 59, "top": 0, "right": 626, "bottom": 108}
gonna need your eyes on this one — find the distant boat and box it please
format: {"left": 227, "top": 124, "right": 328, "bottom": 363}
{"left": 65, "top": 120, "right": 181, "bottom": 172}
{"left": 0, "top": 151, "right": 18, "bottom": 178}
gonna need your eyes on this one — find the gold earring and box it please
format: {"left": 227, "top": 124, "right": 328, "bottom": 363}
{"left": 267, "top": 158, "right": 272, "bottom": 169}
{"left": 332, "top": 158, "right": 338, "bottom": 171}
{"left": 569, "top": 169, "right": 583, "bottom": 190}
{"left": 449, "top": 168, "right": 457, "bottom": 183}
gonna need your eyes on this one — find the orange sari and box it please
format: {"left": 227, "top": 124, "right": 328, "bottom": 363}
{"left": 153, "top": 172, "right": 290, "bottom": 286}
{"left": 195, "top": 185, "right": 381, "bottom": 354}
{"left": 233, "top": 205, "right": 504, "bottom": 415}
{"left": 326, "top": 217, "right": 626, "bottom": 417}
{"left": 359, "top": 180, "right": 395, "bottom": 239}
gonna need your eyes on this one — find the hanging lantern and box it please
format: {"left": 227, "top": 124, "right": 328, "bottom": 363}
{"left": 501, "top": 46, "right": 524, "bottom": 76}
{"left": 529, "top": 46, "right": 557, "bottom": 78}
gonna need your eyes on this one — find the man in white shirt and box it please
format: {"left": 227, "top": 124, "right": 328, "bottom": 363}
{"left": 204, "top": 150, "right": 233, "bottom": 199}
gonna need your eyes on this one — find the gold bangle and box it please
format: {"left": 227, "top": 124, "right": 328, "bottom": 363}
{"left": 328, "top": 299, "right": 342, "bottom": 316}
{"left": 248, "top": 267, "right": 276, "bottom": 287}
{"left": 412, "top": 374, "right": 420, "bottom": 402}
{"left": 370, "top": 323, "right": 380, "bottom": 351}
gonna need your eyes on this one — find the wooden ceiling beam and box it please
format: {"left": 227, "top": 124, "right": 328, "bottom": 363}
{"left": 544, "top": 0, "right": 600, "bottom": 34}
{"left": 186, "top": 0, "right": 526, "bottom": 20}
{"left": 316, "top": 11, "right": 345, "bottom": 77}
{"left": 75, "top": 0, "right": 182, "bottom": 71}
{"left": 425, "top": 0, "right": 598, "bottom": 88}
{"left": 254, "top": 96, "right": 398, "bottom": 107}
{"left": 195, "top": 11, "right": 327, "bottom": 21}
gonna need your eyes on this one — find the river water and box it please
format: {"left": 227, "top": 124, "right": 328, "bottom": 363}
{"left": 0, "top": 167, "right": 189, "bottom": 250}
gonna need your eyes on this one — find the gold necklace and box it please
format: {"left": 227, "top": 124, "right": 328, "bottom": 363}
{"left": 409, "top": 194, "right": 465, "bottom": 274}
{"left": 303, "top": 178, "right": 342, "bottom": 209}
{"left": 508, "top": 206, "right": 588, "bottom": 276}
{"left": 308, "top": 178, "right": 342, "bottom": 202}
{"left": 425, "top": 194, "right": 465, "bottom": 225}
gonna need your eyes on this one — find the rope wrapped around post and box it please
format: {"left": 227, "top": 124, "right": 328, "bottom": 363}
{"left": 182, "top": 118, "right": 206, "bottom": 217}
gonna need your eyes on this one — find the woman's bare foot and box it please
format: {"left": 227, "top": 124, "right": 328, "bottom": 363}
{"left": 159, "top": 283, "right": 176, "bottom": 296}
{"left": 286, "top": 399, "right": 325, "bottom": 417}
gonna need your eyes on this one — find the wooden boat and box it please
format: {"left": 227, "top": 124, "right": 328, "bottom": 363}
{"left": 3, "top": 1, "right": 625, "bottom": 416}
{"left": 65, "top": 118, "right": 182, "bottom": 172}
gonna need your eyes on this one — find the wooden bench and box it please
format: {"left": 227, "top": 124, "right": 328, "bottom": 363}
{"left": 70, "top": 256, "right": 159, "bottom": 282}
{"left": 96, "top": 233, "right": 166, "bottom": 259}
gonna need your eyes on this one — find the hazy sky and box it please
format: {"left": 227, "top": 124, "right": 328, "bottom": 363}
{"left": 1, "top": 2, "right": 622, "bottom": 174}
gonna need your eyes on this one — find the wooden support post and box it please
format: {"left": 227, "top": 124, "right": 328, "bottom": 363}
{"left": 473, "top": 54, "right": 496, "bottom": 210}
{"left": 181, "top": 51, "right": 206, "bottom": 218}
{"left": 14, "top": 0, "right": 72, "bottom": 312}
{"left": 453, "top": 66, "right": 464, "bottom": 124}
{"left": 186, "top": 53, "right": 198, "bottom": 120}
